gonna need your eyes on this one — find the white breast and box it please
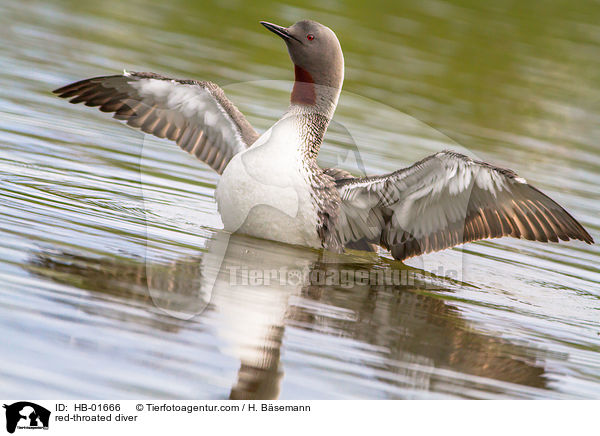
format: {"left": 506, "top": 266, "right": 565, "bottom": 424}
{"left": 215, "top": 115, "right": 321, "bottom": 248}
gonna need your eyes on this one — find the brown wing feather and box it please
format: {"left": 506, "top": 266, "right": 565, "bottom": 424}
{"left": 335, "top": 151, "right": 593, "bottom": 261}
{"left": 54, "top": 72, "right": 259, "bottom": 174}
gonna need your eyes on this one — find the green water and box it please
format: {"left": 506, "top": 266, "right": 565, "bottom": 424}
{"left": 0, "top": 0, "right": 598, "bottom": 399}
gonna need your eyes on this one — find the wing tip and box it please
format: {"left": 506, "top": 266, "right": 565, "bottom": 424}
{"left": 580, "top": 231, "right": 594, "bottom": 245}
{"left": 52, "top": 83, "right": 76, "bottom": 96}
{"left": 573, "top": 219, "right": 594, "bottom": 245}
{"left": 52, "top": 73, "right": 130, "bottom": 98}
{"left": 52, "top": 78, "right": 95, "bottom": 99}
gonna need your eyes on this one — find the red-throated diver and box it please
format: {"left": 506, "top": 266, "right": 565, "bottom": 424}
{"left": 53, "top": 20, "right": 593, "bottom": 261}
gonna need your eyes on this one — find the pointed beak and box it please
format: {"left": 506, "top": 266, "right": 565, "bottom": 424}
{"left": 260, "top": 21, "right": 301, "bottom": 43}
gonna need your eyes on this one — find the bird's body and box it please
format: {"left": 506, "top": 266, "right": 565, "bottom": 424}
{"left": 53, "top": 19, "right": 593, "bottom": 261}
{"left": 216, "top": 112, "right": 324, "bottom": 248}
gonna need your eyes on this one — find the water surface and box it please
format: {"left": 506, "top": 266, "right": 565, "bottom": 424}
{"left": 0, "top": 0, "right": 599, "bottom": 399}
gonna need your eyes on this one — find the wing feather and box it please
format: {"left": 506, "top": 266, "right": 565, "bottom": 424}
{"left": 54, "top": 72, "right": 259, "bottom": 174}
{"left": 334, "top": 151, "right": 593, "bottom": 261}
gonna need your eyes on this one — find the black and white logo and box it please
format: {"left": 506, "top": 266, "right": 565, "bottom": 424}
{"left": 3, "top": 402, "right": 50, "bottom": 434}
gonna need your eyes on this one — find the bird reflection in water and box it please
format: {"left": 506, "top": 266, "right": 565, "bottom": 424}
{"left": 29, "top": 232, "right": 551, "bottom": 399}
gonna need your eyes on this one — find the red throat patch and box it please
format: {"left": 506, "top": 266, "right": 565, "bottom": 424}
{"left": 291, "top": 65, "right": 316, "bottom": 105}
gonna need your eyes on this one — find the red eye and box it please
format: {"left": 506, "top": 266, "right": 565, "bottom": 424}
{"left": 306, "top": 34, "right": 314, "bottom": 41}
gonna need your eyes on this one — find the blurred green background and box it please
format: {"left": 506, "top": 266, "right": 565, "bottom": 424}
{"left": 0, "top": 0, "right": 598, "bottom": 399}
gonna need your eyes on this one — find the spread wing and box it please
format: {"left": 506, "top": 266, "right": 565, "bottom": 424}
{"left": 53, "top": 71, "right": 259, "bottom": 174}
{"left": 334, "top": 151, "right": 593, "bottom": 261}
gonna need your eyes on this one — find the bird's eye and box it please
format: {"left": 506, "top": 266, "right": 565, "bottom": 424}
{"left": 307, "top": 34, "right": 314, "bottom": 41}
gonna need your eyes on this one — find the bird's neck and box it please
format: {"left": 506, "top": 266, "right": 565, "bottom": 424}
{"left": 290, "top": 65, "right": 342, "bottom": 118}
{"left": 287, "top": 64, "right": 343, "bottom": 159}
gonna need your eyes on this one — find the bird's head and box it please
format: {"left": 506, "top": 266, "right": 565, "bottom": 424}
{"left": 260, "top": 20, "right": 344, "bottom": 93}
